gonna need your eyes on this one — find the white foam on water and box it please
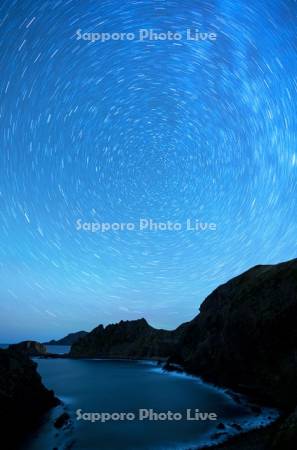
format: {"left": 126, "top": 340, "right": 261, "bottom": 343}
{"left": 149, "top": 365, "right": 280, "bottom": 450}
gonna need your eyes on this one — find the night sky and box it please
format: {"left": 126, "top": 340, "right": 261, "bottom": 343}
{"left": 1, "top": 0, "right": 297, "bottom": 342}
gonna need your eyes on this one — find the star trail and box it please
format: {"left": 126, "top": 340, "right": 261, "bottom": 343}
{"left": 0, "top": 0, "right": 297, "bottom": 341}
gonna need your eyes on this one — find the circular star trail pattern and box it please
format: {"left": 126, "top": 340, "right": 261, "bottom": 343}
{"left": 0, "top": 0, "right": 297, "bottom": 340}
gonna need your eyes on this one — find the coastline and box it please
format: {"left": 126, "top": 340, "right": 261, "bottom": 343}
{"left": 198, "top": 420, "right": 282, "bottom": 450}
{"left": 149, "top": 364, "right": 281, "bottom": 450}
{"left": 35, "top": 354, "right": 281, "bottom": 450}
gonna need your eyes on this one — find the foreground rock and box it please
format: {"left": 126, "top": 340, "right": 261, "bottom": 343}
{"left": 200, "top": 422, "right": 280, "bottom": 450}
{"left": 272, "top": 407, "right": 297, "bottom": 450}
{"left": 54, "top": 412, "right": 70, "bottom": 429}
{"left": 0, "top": 348, "right": 60, "bottom": 447}
{"left": 44, "top": 330, "right": 88, "bottom": 346}
{"left": 70, "top": 318, "right": 187, "bottom": 359}
{"left": 8, "top": 340, "right": 48, "bottom": 356}
{"left": 200, "top": 415, "right": 297, "bottom": 450}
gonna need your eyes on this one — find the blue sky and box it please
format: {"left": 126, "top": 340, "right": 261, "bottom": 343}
{"left": 0, "top": 0, "right": 297, "bottom": 342}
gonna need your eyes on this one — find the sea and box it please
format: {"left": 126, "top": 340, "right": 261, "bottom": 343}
{"left": 0, "top": 349, "right": 274, "bottom": 450}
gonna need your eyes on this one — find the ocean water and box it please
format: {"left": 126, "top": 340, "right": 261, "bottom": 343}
{"left": 45, "top": 345, "right": 71, "bottom": 354}
{"left": 21, "top": 359, "right": 278, "bottom": 450}
{"left": 0, "top": 343, "right": 70, "bottom": 354}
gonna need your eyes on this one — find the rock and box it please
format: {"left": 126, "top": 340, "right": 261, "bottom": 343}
{"left": 70, "top": 318, "right": 186, "bottom": 359}
{"left": 250, "top": 405, "right": 262, "bottom": 414}
{"left": 272, "top": 407, "right": 297, "bottom": 450}
{"left": 163, "top": 360, "right": 184, "bottom": 372}
{"left": 44, "top": 331, "right": 88, "bottom": 346}
{"left": 0, "top": 348, "right": 60, "bottom": 447}
{"left": 54, "top": 412, "right": 70, "bottom": 429}
{"left": 211, "top": 431, "right": 228, "bottom": 440}
{"left": 168, "top": 258, "right": 297, "bottom": 449}
{"left": 231, "top": 423, "right": 243, "bottom": 431}
{"left": 177, "top": 258, "right": 297, "bottom": 411}
{"left": 202, "top": 422, "right": 279, "bottom": 450}
{"left": 8, "top": 340, "right": 48, "bottom": 356}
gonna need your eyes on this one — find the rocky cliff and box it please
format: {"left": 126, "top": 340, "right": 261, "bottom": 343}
{"left": 0, "top": 348, "right": 59, "bottom": 447}
{"left": 44, "top": 330, "right": 88, "bottom": 346}
{"left": 176, "top": 258, "right": 297, "bottom": 411}
{"left": 8, "top": 340, "right": 48, "bottom": 356}
{"left": 70, "top": 318, "right": 186, "bottom": 359}
{"left": 272, "top": 407, "right": 297, "bottom": 450}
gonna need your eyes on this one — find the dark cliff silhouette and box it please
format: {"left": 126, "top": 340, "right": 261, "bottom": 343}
{"left": 70, "top": 258, "right": 297, "bottom": 449}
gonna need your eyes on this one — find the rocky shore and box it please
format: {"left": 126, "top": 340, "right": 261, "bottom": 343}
{"left": 68, "top": 258, "right": 297, "bottom": 449}
{"left": 8, "top": 340, "right": 48, "bottom": 356}
{"left": 200, "top": 422, "right": 280, "bottom": 450}
{"left": 0, "top": 347, "right": 60, "bottom": 448}
{"left": 5, "top": 258, "right": 296, "bottom": 449}
{"left": 200, "top": 412, "right": 297, "bottom": 450}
